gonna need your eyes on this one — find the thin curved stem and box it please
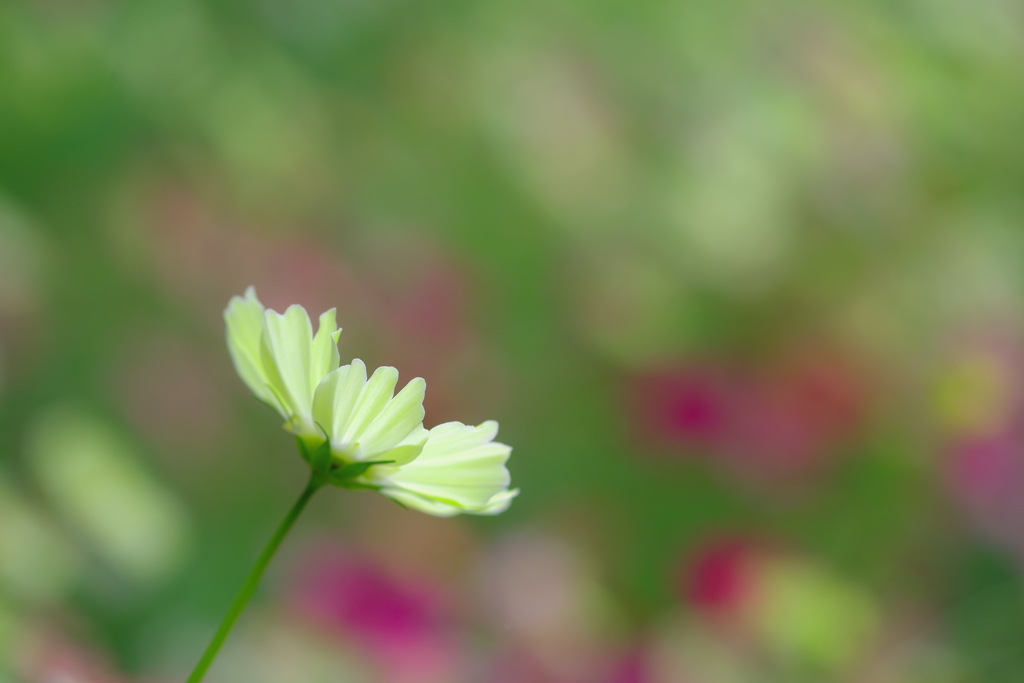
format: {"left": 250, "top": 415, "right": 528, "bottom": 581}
{"left": 186, "top": 472, "right": 325, "bottom": 683}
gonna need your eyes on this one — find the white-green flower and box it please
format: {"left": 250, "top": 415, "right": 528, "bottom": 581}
{"left": 224, "top": 287, "right": 517, "bottom": 517}
{"left": 195, "top": 291, "right": 516, "bottom": 680}
{"left": 224, "top": 287, "right": 341, "bottom": 438}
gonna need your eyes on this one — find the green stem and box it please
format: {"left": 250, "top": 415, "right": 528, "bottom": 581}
{"left": 186, "top": 472, "right": 325, "bottom": 683}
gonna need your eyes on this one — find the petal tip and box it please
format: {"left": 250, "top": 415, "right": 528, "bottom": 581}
{"left": 319, "top": 308, "right": 337, "bottom": 326}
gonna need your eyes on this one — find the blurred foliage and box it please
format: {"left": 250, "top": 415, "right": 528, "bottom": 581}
{"left": 2, "top": 0, "right": 1024, "bottom": 681}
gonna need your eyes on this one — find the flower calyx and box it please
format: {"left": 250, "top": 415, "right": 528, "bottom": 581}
{"left": 295, "top": 435, "right": 392, "bottom": 490}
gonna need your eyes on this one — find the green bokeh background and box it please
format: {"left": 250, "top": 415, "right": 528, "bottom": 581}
{"left": 2, "top": 0, "right": 1024, "bottom": 681}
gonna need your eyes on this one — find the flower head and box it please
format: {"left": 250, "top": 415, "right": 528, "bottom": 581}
{"left": 224, "top": 287, "right": 517, "bottom": 516}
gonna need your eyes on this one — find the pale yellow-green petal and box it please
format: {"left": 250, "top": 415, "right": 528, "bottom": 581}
{"left": 261, "top": 305, "right": 315, "bottom": 424}
{"left": 389, "top": 442, "right": 511, "bottom": 506}
{"left": 479, "top": 488, "right": 520, "bottom": 515}
{"left": 381, "top": 488, "right": 464, "bottom": 517}
{"left": 310, "top": 308, "right": 341, "bottom": 386}
{"left": 378, "top": 420, "right": 514, "bottom": 513}
{"left": 381, "top": 485, "right": 518, "bottom": 517}
{"left": 312, "top": 360, "right": 367, "bottom": 444}
{"left": 224, "top": 287, "right": 277, "bottom": 409}
{"left": 311, "top": 364, "right": 349, "bottom": 437}
{"left": 357, "top": 377, "right": 426, "bottom": 459}
{"left": 375, "top": 424, "right": 429, "bottom": 467}
{"left": 341, "top": 366, "right": 398, "bottom": 451}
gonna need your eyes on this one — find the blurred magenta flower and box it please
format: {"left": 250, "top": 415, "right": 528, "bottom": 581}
{"left": 681, "top": 536, "right": 757, "bottom": 623}
{"left": 627, "top": 345, "right": 866, "bottom": 485}
{"left": 627, "top": 365, "right": 730, "bottom": 449}
{"left": 679, "top": 536, "right": 878, "bottom": 673}
{"left": 607, "top": 647, "right": 651, "bottom": 683}
{"left": 936, "top": 331, "right": 1024, "bottom": 557}
{"left": 290, "top": 546, "right": 460, "bottom": 683}
{"left": 945, "top": 430, "right": 1024, "bottom": 557}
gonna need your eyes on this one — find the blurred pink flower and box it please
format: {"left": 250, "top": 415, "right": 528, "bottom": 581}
{"left": 482, "top": 647, "right": 575, "bottom": 683}
{"left": 627, "top": 365, "right": 730, "bottom": 449}
{"left": 289, "top": 545, "right": 460, "bottom": 683}
{"left": 677, "top": 536, "right": 878, "bottom": 673}
{"left": 20, "top": 624, "right": 130, "bottom": 683}
{"left": 681, "top": 536, "right": 757, "bottom": 622}
{"left": 606, "top": 647, "right": 651, "bottom": 683}
{"left": 627, "top": 345, "right": 866, "bottom": 485}
{"left": 950, "top": 433, "right": 1021, "bottom": 503}
{"left": 946, "top": 432, "right": 1024, "bottom": 558}
{"left": 725, "top": 348, "right": 865, "bottom": 484}
{"left": 937, "top": 329, "right": 1024, "bottom": 558}
{"left": 483, "top": 645, "right": 648, "bottom": 683}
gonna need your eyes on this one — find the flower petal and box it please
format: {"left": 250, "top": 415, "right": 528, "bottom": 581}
{"left": 378, "top": 420, "right": 514, "bottom": 513}
{"left": 224, "top": 287, "right": 277, "bottom": 410}
{"left": 310, "top": 308, "right": 341, "bottom": 387}
{"left": 341, "top": 366, "right": 399, "bottom": 452}
{"left": 375, "top": 424, "right": 429, "bottom": 467}
{"left": 357, "top": 377, "right": 426, "bottom": 459}
{"left": 312, "top": 359, "right": 367, "bottom": 445}
{"left": 381, "top": 484, "right": 518, "bottom": 516}
{"left": 480, "top": 488, "right": 520, "bottom": 514}
{"left": 261, "top": 305, "right": 315, "bottom": 425}
{"left": 381, "top": 488, "right": 464, "bottom": 517}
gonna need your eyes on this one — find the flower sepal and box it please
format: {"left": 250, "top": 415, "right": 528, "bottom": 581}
{"left": 295, "top": 436, "right": 393, "bottom": 490}
{"left": 326, "top": 460, "right": 394, "bottom": 489}
{"left": 332, "top": 479, "right": 383, "bottom": 492}
{"left": 295, "top": 435, "right": 333, "bottom": 474}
